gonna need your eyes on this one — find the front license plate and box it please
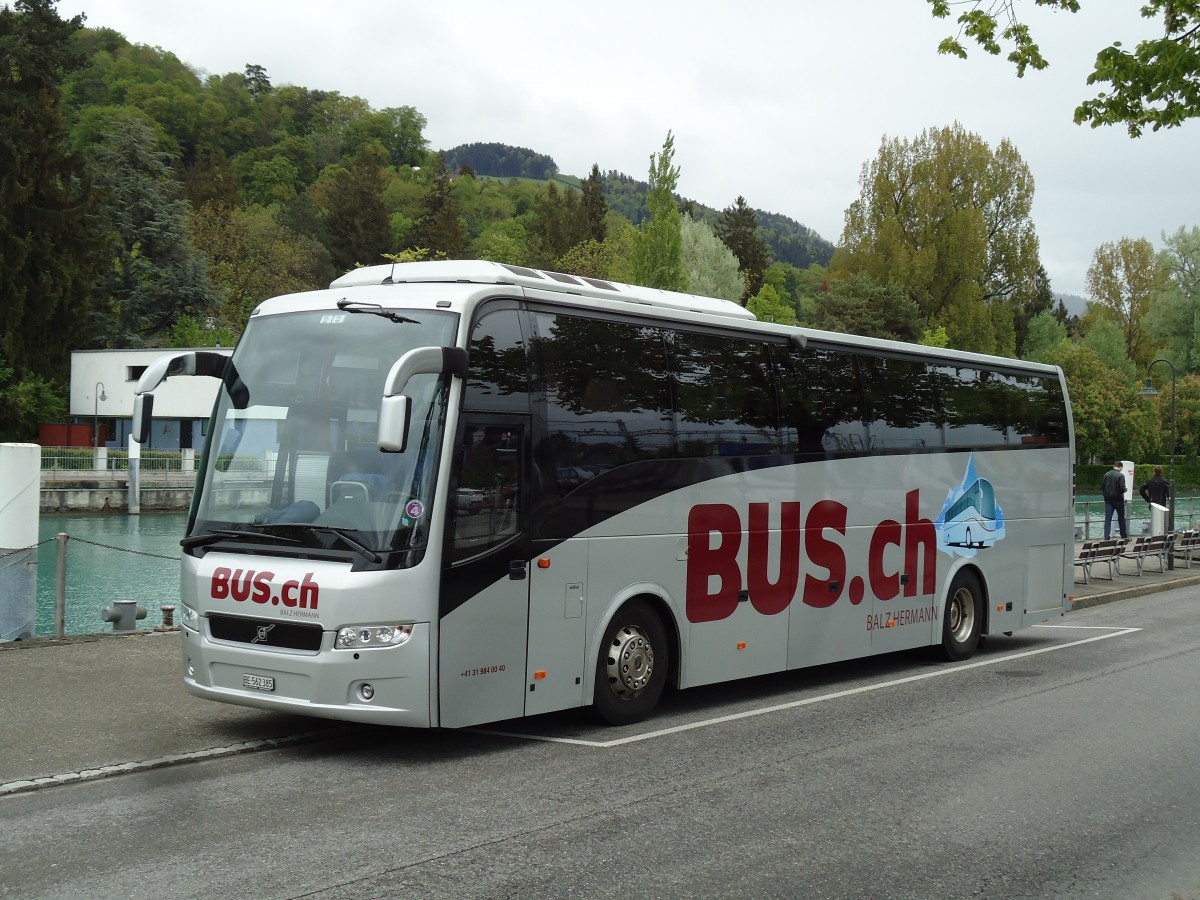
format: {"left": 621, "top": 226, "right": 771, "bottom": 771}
{"left": 242, "top": 673, "right": 275, "bottom": 692}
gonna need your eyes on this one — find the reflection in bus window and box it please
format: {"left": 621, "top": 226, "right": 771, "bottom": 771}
{"left": 534, "top": 312, "right": 672, "bottom": 488}
{"left": 672, "top": 331, "right": 777, "bottom": 457}
{"left": 776, "top": 346, "right": 869, "bottom": 455}
{"left": 451, "top": 424, "right": 522, "bottom": 562}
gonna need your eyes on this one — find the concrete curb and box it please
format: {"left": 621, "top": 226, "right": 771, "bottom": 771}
{"left": 1069, "top": 572, "right": 1200, "bottom": 610}
{"left": 0, "top": 726, "right": 358, "bottom": 797}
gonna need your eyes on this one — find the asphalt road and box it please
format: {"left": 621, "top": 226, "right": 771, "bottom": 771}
{"left": 2, "top": 588, "right": 1198, "bottom": 900}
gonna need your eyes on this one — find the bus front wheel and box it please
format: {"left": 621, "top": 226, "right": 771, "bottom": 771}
{"left": 939, "top": 570, "right": 983, "bottom": 662}
{"left": 593, "top": 599, "right": 668, "bottom": 726}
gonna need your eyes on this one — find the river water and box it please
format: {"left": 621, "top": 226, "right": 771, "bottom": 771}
{"left": 36, "top": 512, "right": 187, "bottom": 637}
{"left": 29, "top": 496, "right": 1199, "bottom": 637}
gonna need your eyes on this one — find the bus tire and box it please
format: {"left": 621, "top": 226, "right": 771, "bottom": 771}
{"left": 938, "top": 569, "right": 983, "bottom": 662}
{"left": 593, "top": 599, "right": 668, "bottom": 726}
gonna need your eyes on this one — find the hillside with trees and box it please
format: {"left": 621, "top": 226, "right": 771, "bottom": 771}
{"left": 3, "top": 0, "right": 1199, "bottom": 476}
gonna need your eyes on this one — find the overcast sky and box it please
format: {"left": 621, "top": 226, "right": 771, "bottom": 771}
{"left": 56, "top": 0, "right": 1200, "bottom": 299}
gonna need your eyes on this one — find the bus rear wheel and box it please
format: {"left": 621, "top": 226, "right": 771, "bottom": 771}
{"left": 593, "top": 599, "right": 668, "bottom": 726}
{"left": 939, "top": 570, "right": 983, "bottom": 662}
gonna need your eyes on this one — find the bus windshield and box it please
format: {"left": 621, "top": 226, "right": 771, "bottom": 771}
{"left": 189, "top": 307, "right": 458, "bottom": 560}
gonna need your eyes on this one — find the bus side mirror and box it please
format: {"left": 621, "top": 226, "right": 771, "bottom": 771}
{"left": 132, "top": 394, "right": 154, "bottom": 444}
{"left": 378, "top": 396, "right": 412, "bottom": 453}
{"left": 377, "top": 346, "right": 468, "bottom": 453}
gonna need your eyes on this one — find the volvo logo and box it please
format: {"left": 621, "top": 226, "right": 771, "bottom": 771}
{"left": 251, "top": 623, "right": 276, "bottom": 644}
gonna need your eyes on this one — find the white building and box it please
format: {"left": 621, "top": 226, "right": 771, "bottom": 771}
{"left": 68, "top": 348, "right": 232, "bottom": 451}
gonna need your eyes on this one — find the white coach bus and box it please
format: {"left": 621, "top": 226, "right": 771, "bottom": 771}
{"left": 134, "top": 260, "right": 1075, "bottom": 728}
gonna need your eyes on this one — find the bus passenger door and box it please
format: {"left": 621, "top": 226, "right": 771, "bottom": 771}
{"left": 438, "top": 417, "right": 530, "bottom": 728}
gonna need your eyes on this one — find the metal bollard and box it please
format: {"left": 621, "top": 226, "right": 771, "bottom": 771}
{"left": 160, "top": 604, "right": 176, "bottom": 628}
{"left": 101, "top": 600, "right": 147, "bottom": 633}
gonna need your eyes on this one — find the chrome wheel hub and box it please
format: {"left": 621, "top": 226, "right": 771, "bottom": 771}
{"left": 607, "top": 625, "right": 655, "bottom": 697}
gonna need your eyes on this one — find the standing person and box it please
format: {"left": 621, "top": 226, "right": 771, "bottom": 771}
{"left": 1139, "top": 465, "right": 1170, "bottom": 507}
{"left": 1102, "top": 461, "right": 1128, "bottom": 540}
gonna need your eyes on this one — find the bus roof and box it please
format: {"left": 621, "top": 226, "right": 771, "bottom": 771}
{"left": 330, "top": 260, "right": 757, "bottom": 321}
{"left": 319, "top": 260, "right": 1060, "bottom": 378}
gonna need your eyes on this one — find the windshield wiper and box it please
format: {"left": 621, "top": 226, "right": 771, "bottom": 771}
{"left": 336, "top": 299, "right": 419, "bottom": 324}
{"left": 273, "top": 524, "right": 384, "bottom": 564}
{"left": 181, "top": 528, "right": 303, "bottom": 549}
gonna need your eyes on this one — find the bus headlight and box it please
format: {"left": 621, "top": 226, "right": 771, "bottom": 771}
{"left": 181, "top": 603, "right": 201, "bottom": 632}
{"left": 335, "top": 624, "right": 414, "bottom": 650}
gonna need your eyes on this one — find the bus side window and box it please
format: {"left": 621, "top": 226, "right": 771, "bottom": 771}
{"left": 860, "top": 355, "right": 943, "bottom": 452}
{"left": 465, "top": 305, "right": 531, "bottom": 413}
{"left": 671, "top": 331, "right": 777, "bottom": 457}
{"left": 533, "top": 312, "right": 672, "bottom": 487}
{"left": 777, "top": 346, "right": 869, "bottom": 455}
{"left": 939, "top": 366, "right": 1009, "bottom": 449}
{"left": 450, "top": 424, "right": 522, "bottom": 562}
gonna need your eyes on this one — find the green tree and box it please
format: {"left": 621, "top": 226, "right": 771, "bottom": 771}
{"left": 527, "top": 181, "right": 587, "bottom": 268}
{"left": 632, "top": 131, "right": 685, "bottom": 291}
{"left": 1021, "top": 309, "right": 1069, "bottom": 363}
{"left": 1084, "top": 236, "right": 1168, "bottom": 368}
{"left": 87, "top": 116, "right": 219, "bottom": 347}
{"left": 408, "top": 153, "right": 465, "bottom": 260}
{"left": 746, "top": 283, "right": 796, "bottom": 325}
{"left": 165, "top": 315, "right": 236, "bottom": 348}
{"left": 716, "top": 195, "right": 770, "bottom": 304}
{"left": 0, "top": 353, "right": 66, "bottom": 441}
{"left": 810, "top": 273, "right": 924, "bottom": 342}
{"left": 471, "top": 219, "right": 531, "bottom": 267}
{"left": 190, "top": 204, "right": 331, "bottom": 333}
{"left": 928, "top": 0, "right": 1200, "bottom": 135}
{"left": 325, "top": 149, "right": 393, "bottom": 270}
{"left": 1081, "top": 316, "right": 1137, "bottom": 380}
{"left": 0, "top": 0, "right": 108, "bottom": 379}
{"left": 832, "top": 123, "right": 1042, "bottom": 354}
{"left": 681, "top": 213, "right": 743, "bottom": 302}
{"left": 1052, "top": 342, "right": 1154, "bottom": 463}
{"left": 1144, "top": 226, "right": 1200, "bottom": 372}
{"left": 581, "top": 163, "right": 607, "bottom": 243}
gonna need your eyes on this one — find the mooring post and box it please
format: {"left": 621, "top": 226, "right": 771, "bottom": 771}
{"left": 55, "top": 532, "right": 69, "bottom": 639}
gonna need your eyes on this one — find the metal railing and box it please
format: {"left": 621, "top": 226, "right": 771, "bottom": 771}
{"left": 1075, "top": 496, "right": 1200, "bottom": 541}
{"left": 39, "top": 448, "right": 205, "bottom": 487}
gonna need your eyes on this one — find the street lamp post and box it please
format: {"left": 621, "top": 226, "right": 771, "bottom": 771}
{"left": 1140, "top": 359, "right": 1176, "bottom": 566}
{"left": 93, "top": 381, "right": 108, "bottom": 449}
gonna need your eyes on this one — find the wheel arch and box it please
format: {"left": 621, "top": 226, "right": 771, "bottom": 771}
{"left": 943, "top": 561, "right": 991, "bottom": 636}
{"left": 587, "top": 584, "right": 682, "bottom": 699}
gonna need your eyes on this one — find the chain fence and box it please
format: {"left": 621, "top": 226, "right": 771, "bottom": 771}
{"left": 2, "top": 532, "right": 181, "bottom": 641}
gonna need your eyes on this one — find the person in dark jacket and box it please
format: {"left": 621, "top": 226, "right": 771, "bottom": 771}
{"left": 1102, "top": 461, "right": 1127, "bottom": 540}
{"left": 1140, "top": 465, "right": 1170, "bottom": 506}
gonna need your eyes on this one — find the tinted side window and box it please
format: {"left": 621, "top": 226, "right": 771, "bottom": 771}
{"left": 450, "top": 423, "right": 522, "bottom": 562}
{"left": 776, "top": 346, "right": 869, "bottom": 455}
{"left": 533, "top": 312, "right": 672, "bottom": 487}
{"left": 1006, "top": 373, "right": 1071, "bottom": 445}
{"left": 672, "top": 331, "right": 777, "bottom": 457}
{"left": 860, "top": 355, "right": 943, "bottom": 451}
{"left": 938, "top": 366, "right": 1010, "bottom": 449}
{"left": 465, "top": 305, "right": 530, "bottom": 413}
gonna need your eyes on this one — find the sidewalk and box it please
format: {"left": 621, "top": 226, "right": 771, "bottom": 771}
{"left": 3, "top": 556, "right": 1199, "bottom": 796}
{"left": 0, "top": 630, "right": 350, "bottom": 795}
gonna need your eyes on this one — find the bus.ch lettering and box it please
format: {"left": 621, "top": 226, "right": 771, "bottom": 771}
{"left": 686, "top": 489, "right": 937, "bottom": 624}
{"left": 210, "top": 567, "right": 320, "bottom": 610}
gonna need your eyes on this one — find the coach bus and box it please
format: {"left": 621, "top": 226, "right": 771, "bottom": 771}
{"left": 133, "top": 260, "right": 1074, "bottom": 728}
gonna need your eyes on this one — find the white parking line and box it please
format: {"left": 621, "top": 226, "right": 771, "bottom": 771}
{"left": 473, "top": 625, "right": 1142, "bottom": 749}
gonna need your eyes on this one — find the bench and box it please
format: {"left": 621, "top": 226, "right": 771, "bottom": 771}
{"left": 1144, "top": 532, "right": 1175, "bottom": 572}
{"left": 1117, "top": 536, "right": 1151, "bottom": 575}
{"left": 1074, "top": 539, "right": 1124, "bottom": 583}
{"left": 1173, "top": 529, "right": 1200, "bottom": 567}
{"left": 1119, "top": 532, "right": 1175, "bottom": 575}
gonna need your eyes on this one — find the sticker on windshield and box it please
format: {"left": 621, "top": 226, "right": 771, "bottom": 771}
{"left": 405, "top": 500, "right": 425, "bottom": 520}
